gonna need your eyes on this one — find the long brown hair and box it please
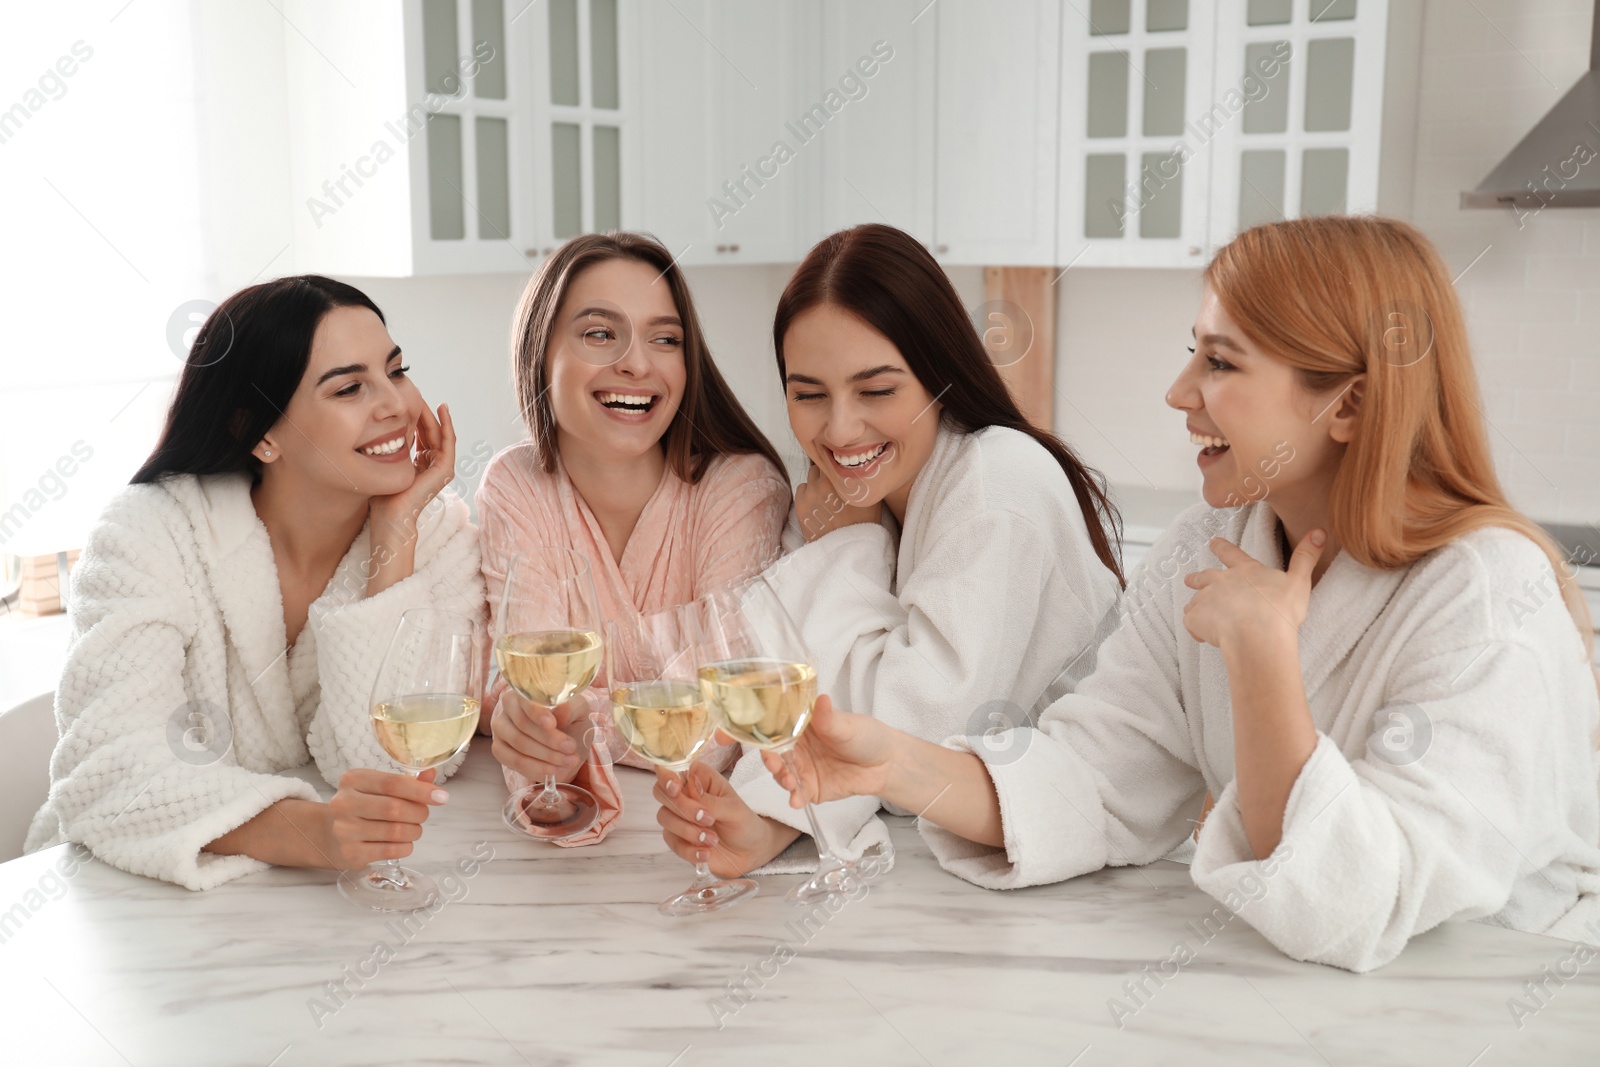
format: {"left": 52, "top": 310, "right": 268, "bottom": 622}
{"left": 1207, "top": 215, "right": 1597, "bottom": 673}
{"left": 774, "top": 223, "right": 1125, "bottom": 588}
{"left": 511, "top": 231, "right": 786, "bottom": 484}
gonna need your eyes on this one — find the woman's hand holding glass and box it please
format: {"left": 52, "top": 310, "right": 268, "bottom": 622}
{"left": 490, "top": 687, "right": 589, "bottom": 786}
{"left": 652, "top": 763, "right": 801, "bottom": 878}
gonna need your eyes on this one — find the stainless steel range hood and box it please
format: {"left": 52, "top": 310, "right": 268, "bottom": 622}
{"left": 1461, "top": 1, "right": 1600, "bottom": 209}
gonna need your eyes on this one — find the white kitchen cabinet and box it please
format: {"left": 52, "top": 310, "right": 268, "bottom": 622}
{"left": 931, "top": 0, "right": 1061, "bottom": 266}
{"left": 632, "top": 0, "right": 814, "bottom": 266}
{"left": 285, "top": 0, "right": 633, "bottom": 276}
{"left": 1058, "top": 0, "right": 1218, "bottom": 267}
{"left": 814, "top": 0, "right": 937, "bottom": 250}
{"left": 1204, "top": 0, "right": 1420, "bottom": 250}
{"left": 816, "top": 0, "right": 1059, "bottom": 267}
{"left": 1057, "top": 0, "right": 1420, "bottom": 269}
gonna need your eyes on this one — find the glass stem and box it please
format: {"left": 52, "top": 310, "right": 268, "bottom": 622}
{"left": 781, "top": 748, "right": 844, "bottom": 869}
{"left": 539, "top": 703, "right": 564, "bottom": 802}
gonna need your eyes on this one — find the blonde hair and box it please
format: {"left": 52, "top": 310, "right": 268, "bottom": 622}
{"left": 1206, "top": 216, "right": 1596, "bottom": 684}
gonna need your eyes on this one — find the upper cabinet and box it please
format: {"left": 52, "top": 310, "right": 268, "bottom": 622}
{"left": 931, "top": 0, "right": 1061, "bottom": 266}
{"left": 1058, "top": 0, "right": 1218, "bottom": 267}
{"left": 1057, "top": 0, "right": 1420, "bottom": 268}
{"left": 280, "top": 0, "right": 1418, "bottom": 275}
{"left": 631, "top": 0, "right": 814, "bottom": 266}
{"left": 284, "top": 0, "right": 632, "bottom": 276}
{"left": 813, "top": 0, "right": 1058, "bottom": 267}
{"left": 1204, "top": 0, "right": 1421, "bottom": 249}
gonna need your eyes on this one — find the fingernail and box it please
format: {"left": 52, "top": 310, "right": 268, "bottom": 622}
{"left": 430, "top": 789, "right": 449, "bottom": 803}
{"left": 1311, "top": 529, "right": 1326, "bottom": 547}
{"left": 562, "top": 740, "right": 577, "bottom": 753}
{"left": 697, "top": 830, "right": 708, "bottom": 844}
{"left": 695, "top": 809, "right": 710, "bottom": 824}
{"left": 695, "top": 850, "right": 708, "bottom": 863}
{"left": 666, "top": 780, "right": 680, "bottom": 797}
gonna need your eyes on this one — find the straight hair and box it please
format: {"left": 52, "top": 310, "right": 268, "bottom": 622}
{"left": 772, "top": 223, "right": 1125, "bottom": 587}
{"left": 1207, "top": 215, "right": 1597, "bottom": 687}
{"left": 132, "top": 275, "right": 383, "bottom": 485}
{"left": 510, "top": 231, "right": 787, "bottom": 485}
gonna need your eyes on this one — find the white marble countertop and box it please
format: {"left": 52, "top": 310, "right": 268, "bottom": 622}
{"left": 3, "top": 745, "right": 1597, "bottom": 1067}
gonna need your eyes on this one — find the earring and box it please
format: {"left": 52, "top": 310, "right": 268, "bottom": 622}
{"left": 263, "top": 449, "right": 272, "bottom": 457}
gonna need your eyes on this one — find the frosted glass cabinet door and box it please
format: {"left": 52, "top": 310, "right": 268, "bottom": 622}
{"left": 1206, "top": 0, "right": 1388, "bottom": 250}
{"left": 1058, "top": 0, "right": 1217, "bottom": 267}
{"left": 534, "top": 0, "right": 629, "bottom": 249}
{"left": 409, "top": 0, "right": 534, "bottom": 272}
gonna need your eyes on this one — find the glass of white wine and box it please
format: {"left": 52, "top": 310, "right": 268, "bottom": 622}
{"left": 698, "top": 577, "right": 869, "bottom": 906}
{"left": 607, "top": 603, "right": 758, "bottom": 916}
{"left": 338, "top": 607, "right": 484, "bottom": 912}
{"left": 495, "top": 548, "right": 605, "bottom": 840}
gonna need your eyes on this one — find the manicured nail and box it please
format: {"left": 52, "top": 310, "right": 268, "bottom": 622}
{"left": 561, "top": 740, "right": 577, "bottom": 753}
{"left": 695, "top": 850, "right": 708, "bottom": 863}
{"left": 695, "top": 809, "right": 710, "bottom": 824}
{"left": 665, "top": 780, "right": 680, "bottom": 797}
{"left": 431, "top": 789, "right": 449, "bottom": 803}
{"left": 697, "top": 830, "right": 708, "bottom": 844}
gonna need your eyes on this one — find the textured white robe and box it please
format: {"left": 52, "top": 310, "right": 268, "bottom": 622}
{"left": 734, "top": 424, "right": 1125, "bottom": 864}
{"left": 25, "top": 474, "right": 485, "bottom": 890}
{"left": 924, "top": 501, "right": 1600, "bottom": 971}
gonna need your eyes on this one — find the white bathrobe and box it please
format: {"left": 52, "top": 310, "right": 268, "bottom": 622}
{"left": 923, "top": 501, "right": 1600, "bottom": 972}
{"left": 733, "top": 424, "right": 1125, "bottom": 864}
{"left": 25, "top": 474, "right": 485, "bottom": 891}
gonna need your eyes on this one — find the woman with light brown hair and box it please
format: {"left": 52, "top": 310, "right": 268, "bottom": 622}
{"left": 755, "top": 215, "right": 1600, "bottom": 972}
{"left": 477, "top": 232, "right": 790, "bottom": 845}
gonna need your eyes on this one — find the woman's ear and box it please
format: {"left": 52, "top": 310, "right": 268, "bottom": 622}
{"left": 252, "top": 434, "right": 281, "bottom": 464}
{"left": 1326, "top": 374, "right": 1366, "bottom": 444}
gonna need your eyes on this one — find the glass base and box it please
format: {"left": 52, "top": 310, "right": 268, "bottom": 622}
{"left": 786, "top": 861, "right": 864, "bottom": 906}
{"left": 502, "top": 783, "right": 599, "bottom": 841}
{"left": 660, "top": 875, "right": 758, "bottom": 917}
{"left": 337, "top": 864, "right": 440, "bottom": 912}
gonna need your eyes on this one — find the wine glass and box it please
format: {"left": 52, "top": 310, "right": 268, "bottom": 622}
{"left": 495, "top": 548, "right": 605, "bottom": 840}
{"left": 697, "top": 576, "right": 874, "bottom": 906}
{"left": 606, "top": 604, "right": 758, "bottom": 916}
{"left": 338, "top": 608, "right": 484, "bottom": 912}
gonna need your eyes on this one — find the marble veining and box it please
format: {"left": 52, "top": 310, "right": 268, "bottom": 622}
{"left": 2, "top": 746, "right": 1596, "bottom": 1066}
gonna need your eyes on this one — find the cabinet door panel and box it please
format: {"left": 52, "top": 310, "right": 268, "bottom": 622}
{"left": 934, "top": 0, "right": 1060, "bottom": 266}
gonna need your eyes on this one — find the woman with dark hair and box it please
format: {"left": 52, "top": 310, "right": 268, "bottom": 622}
{"left": 654, "top": 223, "right": 1126, "bottom": 876}
{"left": 479, "top": 232, "right": 790, "bottom": 845}
{"left": 26, "top": 275, "right": 485, "bottom": 889}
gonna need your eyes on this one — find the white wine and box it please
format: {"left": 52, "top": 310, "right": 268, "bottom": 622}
{"left": 611, "top": 681, "right": 714, "bottom": 768}
{"left": 496, "top": 629, "right": 602, "bottom": 706}
{"left": 370, "top": 693, "right": 480, "bottom": 771}
{"left": 698, "top": 659, "right": 817, "bottom": 750}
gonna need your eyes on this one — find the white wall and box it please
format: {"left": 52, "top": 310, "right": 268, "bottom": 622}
{"left": 1411, "top": 0, "right": 1600, "bottom": 524}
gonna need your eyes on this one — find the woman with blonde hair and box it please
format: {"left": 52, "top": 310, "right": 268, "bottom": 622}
{"left": 758, "top": 215, "right": 1600, "bottom": 972}
{"left": 478, "top": 231, "right": 790, "bottom": 845}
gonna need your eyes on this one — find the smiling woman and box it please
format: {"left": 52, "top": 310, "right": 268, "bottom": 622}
{"left": 651, "top": 223, "right": 1129, "bottom": 879}
{"left": 25, "top": 275, "right": 486, "bottom": 890}
{"left": 476, "top": 232, "right": 791, "bottom": 848}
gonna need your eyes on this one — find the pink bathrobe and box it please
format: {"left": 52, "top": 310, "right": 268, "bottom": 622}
{"left": 476, "top": 442, "right": 791, "bottom": 844}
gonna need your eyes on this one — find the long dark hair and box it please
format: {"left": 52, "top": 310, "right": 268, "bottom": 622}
{"left": 132, "top": 275, "right": 384, "bottom": 485}
{"left": 773, "top": 223, "right": 1125, "bottom": 587}
{"left": 511, "top": 231, "right": 787, "bottom": 484}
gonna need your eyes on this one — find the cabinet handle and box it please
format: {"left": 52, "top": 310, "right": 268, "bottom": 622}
{"left": 730, "top": 244, "right": 740, "bottom": 253}
{"left": 524, "top": 248, "right": 539, "bottom": 258}
{"left": 936, "top": 243, "right": 949, "bottom": 254}
{"left": 716, "top": 244, "right": 727, "bottom": 253}
{"left": 1188, "top": 246, "right": 1202, "bottom": 256}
